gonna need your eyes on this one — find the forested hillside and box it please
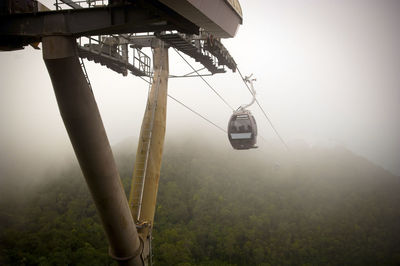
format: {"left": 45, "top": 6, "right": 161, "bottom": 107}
{"left": 1, "top": 137, "right": 399, "bottom": 265}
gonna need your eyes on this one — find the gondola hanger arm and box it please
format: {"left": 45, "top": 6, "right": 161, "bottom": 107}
{"left": 239, "top": 74, "right": 257, "bottom": 111}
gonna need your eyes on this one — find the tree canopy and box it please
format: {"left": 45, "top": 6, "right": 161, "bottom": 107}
{"left": 1, "top": 138, "right": 399, "bottom": 265}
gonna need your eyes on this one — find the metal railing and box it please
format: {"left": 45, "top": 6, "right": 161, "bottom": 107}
{"left": 55, "top": 0, "right": 108, "bottom": 10}
{"left": 77, "top": 35, "right": 152, "bottom": 77}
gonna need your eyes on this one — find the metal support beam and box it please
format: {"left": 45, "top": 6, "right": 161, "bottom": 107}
{"left": 0, "top": 1, "right": 198, "bottom": 51}
{"left": 42, "top": 36, "right": 143, "bottom": 266}
{"left": 129, "top": 46, "right": 169, "bottom": 265}
{"left": 1, "top": 4, "right": 198, "bottom": 36}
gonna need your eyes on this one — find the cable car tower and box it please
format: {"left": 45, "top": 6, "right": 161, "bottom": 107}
{"left": 1, "top": 0, "right": 242, "bottom": 265}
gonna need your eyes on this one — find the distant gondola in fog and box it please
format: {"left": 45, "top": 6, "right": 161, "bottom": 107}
{"left": 228, "top": 74, "right": 258, "bottom": 150}
{"left": 228, "top": 109, "right": 258, "bottom": 149}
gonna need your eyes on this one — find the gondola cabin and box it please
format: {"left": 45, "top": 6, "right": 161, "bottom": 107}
{"left": 228, "top": 110, "right": 257, "bottom": 149}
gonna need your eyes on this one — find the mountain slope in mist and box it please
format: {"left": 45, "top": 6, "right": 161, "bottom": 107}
{"left": 1, "top": 136, "right": 399, "bottom": 265}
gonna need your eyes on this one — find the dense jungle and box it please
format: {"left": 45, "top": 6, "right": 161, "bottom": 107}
{"left": 1, "top": 137, "right": 399, "bottom": 265}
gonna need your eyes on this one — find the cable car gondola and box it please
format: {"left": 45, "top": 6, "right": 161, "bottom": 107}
{"left": 228, "top": 74, "right": 258, "bottom": 150}
{"left": 228, "top": 109, "right": 258, "bottom": 149}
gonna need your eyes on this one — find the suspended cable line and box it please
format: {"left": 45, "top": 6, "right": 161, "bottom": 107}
{"left": 138, "top": 72, "right": 272, "bottom": 150}
{"left": 137, "top": 54, "right": 277, "bottom": 147}
{"left": 173, "top": 48, "right": 235, "bottom": 111}
{"left": 168, "top": 94, "right": 227, "bottom": 134}
{"left": 137, "top": 74, "right": 226, "bottom": 134}
{"left": 236, "top": 67, "right": 289, "bottom": 150}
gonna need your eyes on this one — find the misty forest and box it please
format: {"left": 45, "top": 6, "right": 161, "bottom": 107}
{"left": 2, "top": 0, "right": 400, "bottom": 264}
{"left": 1, "top": 136, "right": 399, "bottom": 265}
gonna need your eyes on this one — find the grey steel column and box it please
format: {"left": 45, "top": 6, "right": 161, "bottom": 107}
{"left": 42, "top": 36, "right": 142, "bottom": 266}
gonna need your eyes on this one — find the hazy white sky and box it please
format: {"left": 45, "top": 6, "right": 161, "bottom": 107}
{"left": 0, "top": 0, "right": 399, "bottom": 176}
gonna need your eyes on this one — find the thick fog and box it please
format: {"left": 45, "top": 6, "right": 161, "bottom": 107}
{"left": 0, "top": 0, "right": 399, "bottom": 179}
